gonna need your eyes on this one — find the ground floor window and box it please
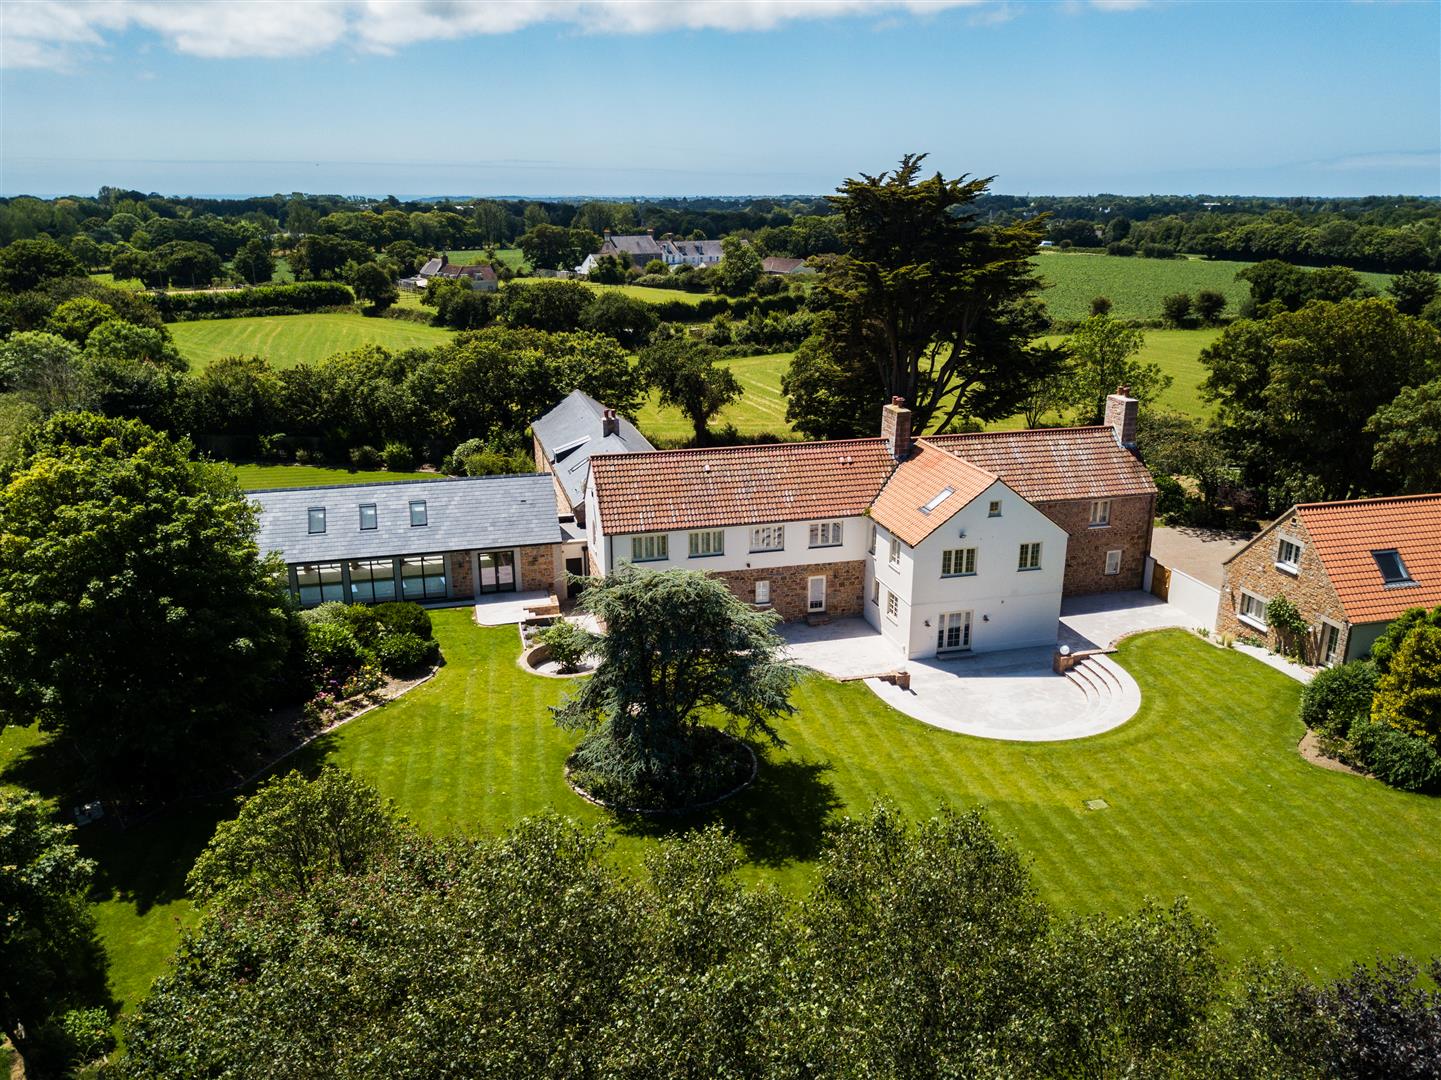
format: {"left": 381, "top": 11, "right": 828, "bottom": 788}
{"left": 1104, "top": 549, "right": 1122, "bottom": 576}
{"left": 937, "top": 610, "right": 972, "bottom": 652}
{"left": 1239, "top": 590, "right": 1267, "bottom": 628}
{"left": 401, "top": 554, "right": 449, "bottom": 601}
{"left": 755, "top": 579, "right": 770, "bottom": 605}
{"left": 296, "top": 562, "right": 344, "bottom": 605}
{"left": 348, "top": 558, "right": 398, "bottom": 603}
{"left": 477, "top": 550, "right": 516, "bottom": 594}
{"left": 885, "top": 589, "right": 899, "bottom": 620}
{"left": 1319, "top": 620, "right": 1343, "bottom": 666}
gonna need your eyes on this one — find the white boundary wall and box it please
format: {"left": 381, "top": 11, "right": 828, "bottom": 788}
{"left": 1148, "top": 555, "right": 1221, "bottom": 629}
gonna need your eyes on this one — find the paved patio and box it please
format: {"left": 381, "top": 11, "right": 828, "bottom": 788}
{"left": 779, "top": 591, "right": 1189, "bottom": 742}
{"left": 473, "top": 590, "right": 554, "bottom": 626}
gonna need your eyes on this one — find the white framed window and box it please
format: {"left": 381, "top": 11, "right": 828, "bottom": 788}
{"left": 1238, "top": 590, "right": 1268, "bottom": 629}
{"left": 885, "top": 589, "right": 899, "bottom": 620}
{"left": 941, "top": 547, "right": 977, "bottom": 577}
{"left": 1089, "top": 500, "right": 1112, "bottom": 527}
{"left": 809, "top": 520, "right": 843, "bottom": 548}
{"left": 409, "top": 500, "right": 428, "bottom": 527}
{"left": 807, "top": 575, "right": 827, "bottom": 612}
{"left": 754, "top": 580, "right": 770, "bottom": 606}
{"left": 358, "top": 503, "right": 377, "bottom": 531}
{"left": 688, "top": 529, "right": 725, "bottom": 558}
{"left": 871, "top": 578, "right": 880, "bottom": 605}
{"left": 988, "top": 500, "right": 1002, "bottom": 517}
{"left": 1104, "top": 549, "right": 1123, "bottom": 576}
{"left": 1276, "top": 537, "right": 1302, "bottom": 572}
{"left": 307, "top": 507, "right": 326, "bottom": 534}
{"left": 1018, "top": 542, "right": 1042, "bottom": 571}
{"left": 888, "top": 534, "right": 901, "bottom": 568}
{"left": 631, "top": 534, "right": 668, "bottom": 563}
{"left": 750, "top": 524, "right": 785, "bottom": 552}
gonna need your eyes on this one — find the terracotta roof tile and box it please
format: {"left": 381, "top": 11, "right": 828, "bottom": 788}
{"left": 871, "top": 441, "right": 998, "bottom": 547}
{"left": 1295, "top": 494, "right": 1441, "bottom": 624}
{"left": 925, "top": 427, "right": 1157, "bottom": 503}
{"left": 590, "top": 439, "right": 897, "bottom": 535}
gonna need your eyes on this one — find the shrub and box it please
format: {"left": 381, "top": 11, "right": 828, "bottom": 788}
{"left": 299, "top": 601, "right": 350, "bottom": 628}
{"left": 151, "top": 282, "right": 354, "bottom": 320}
{"left": 1140, "top": 243, "right": 1177, "bottom": 259}
{"left": 1161, "top": 292, "right": 1194, "bottom": 327}
{"left": 462, "top": 449, "right": 533, "bottom": 476}
{"left": 304, "top": 620, "right": 366, "bottom": 683}
{"left": 294, "top": 447, "right": 324, "bottom": 465}
{"left": 1152, "top": 472, "right": 1187, "bottom": 519}
{"left": 30, "top": 1007, "right": 116, "bottom": 1075}
{"left": 1106, "top": 242, "right": 1135, "bottom": 257}
{"left": 1195, "top": 289, "right": 1227, "bottom": 323}
{"left": 1370, "top": 624, "right": 1441, "bottom": 748}
{"left": 382, "top": 440, "right": 417, "bottom": 472}
{"left": 1090, "top": 295, "right": 1113, "bottom": 316}
{"left": 377, "top": 631, "right": 439, "bottom": 676}
{"left": 1263, "top": 595, "right": 1308, "bottom": 659}
{"left": 539, "top": 620, "right": 594, "bottom": 673}
{"left": 1370, "top": 606, "right": 1441, "bottom": 673}
{"left": 340, "top": 604, "right": 384, "bottom": 648}
{"left": 1300, "top": 661, "right": 1378, "bottom": 740}
{"left": 373, "top": 601, "right": 433, "bottom": 640}
{"left": 1348, "top": 718, "right": 1441, "bottom": 793}
{"left": 349, "top": 444, "right": 383, "bottom": 470}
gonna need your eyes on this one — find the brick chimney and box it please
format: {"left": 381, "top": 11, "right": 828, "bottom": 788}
{"left": 1105, "top": 385, "right": 1139, "bottom": 451}
{"left": 601, "top": 408, "right": 619, "bottom": 438}
{"left": 881, "top": 396, "right": 913, "bottom": 462}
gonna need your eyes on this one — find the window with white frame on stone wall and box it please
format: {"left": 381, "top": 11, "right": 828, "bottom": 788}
{"left": 1104, "top": 549, "right": 1122, "bottom": 576}
{"left": 809, "top": 520, "right": 843, "bottom": 548}
{"left": 755, "top": 579, "right": 770, "bottom": 606}
{"left": 632, "top": 534, "right": 668, "bottom": 562}
{"left": 941, "top": 547, "right": 976, "bottom": 577}
{"left": 750, "top": 524, "right": 785, "bottom": 552}
{"left": 1276, "top": 536, "right": 1302, "bottom": 573}
{"left": 688, "top": 529, "right": 724, "bottom": 558}
{"left": 1089, "top": 499, "right": 1111, "bottom": 527}
{"left": 1238, "top": 589, "right": 1268, "bottom": 629}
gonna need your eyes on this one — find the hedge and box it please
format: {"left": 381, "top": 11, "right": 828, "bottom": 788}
{"left": 151, "top": 282, "right": 356, "bottom": 321}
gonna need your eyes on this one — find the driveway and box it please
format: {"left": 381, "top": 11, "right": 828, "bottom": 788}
{"left": 1150, "top": 525, "right": 1253, "bottom": 589}
{"left": 779, "top": 590, "right": 1188, "bottom": 742}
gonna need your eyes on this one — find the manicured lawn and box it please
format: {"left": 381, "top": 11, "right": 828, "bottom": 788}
{"left": 169, "top": 312, "right": 454, "bottom": 370}
{"left": 7, "top": 613, "right": 1439, "bottom": 1023}
{"left": 228, "top": 462, "right": 436, "bottom": 490}
{"left": 1032, "top": 251, "right": 1392, "bottom": 324}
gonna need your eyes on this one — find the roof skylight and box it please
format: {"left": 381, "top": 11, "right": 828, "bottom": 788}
{"left": 920, "top": 486, "right": 955, "bottom": 514}
{"left": 1372, "top": 549, "right": 1415, "bottom": 585}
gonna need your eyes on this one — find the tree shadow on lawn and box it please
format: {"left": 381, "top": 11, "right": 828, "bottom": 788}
{"left": 610, "top": 752, "right": 843, "bottom": 869}
{"left": 0, "top": 728, "right": 344, "bottom": 916}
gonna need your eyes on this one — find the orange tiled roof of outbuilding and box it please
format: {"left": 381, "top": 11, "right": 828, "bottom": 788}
{"left": 1295, "top": 494, "right": 1441, "bottom": 624}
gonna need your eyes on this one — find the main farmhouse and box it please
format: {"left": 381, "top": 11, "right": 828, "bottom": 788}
{"left": 252, "top": 389, "right": 1156, "bottom": 663}
{"left": 580, "top": 393, "right": 1156, "bottom": 660}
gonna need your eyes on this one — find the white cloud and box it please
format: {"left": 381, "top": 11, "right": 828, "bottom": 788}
{"left": 2, "top": 0, "right": 993, "bottom": 69}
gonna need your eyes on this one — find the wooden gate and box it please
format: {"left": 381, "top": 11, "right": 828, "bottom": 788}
{"left": 1150, "top": 561, "right": 1172, "bottom": 602}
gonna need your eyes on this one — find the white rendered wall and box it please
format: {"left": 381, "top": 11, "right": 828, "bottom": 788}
{"left": 871, "top": 481, "right": 1068, "bottom": 659}
{"left": 605, "top": 515, "right": 869, "bottom": 575}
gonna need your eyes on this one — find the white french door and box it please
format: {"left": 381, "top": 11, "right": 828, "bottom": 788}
{"left": 807, "top": 575, "right": 827, "bottom": 613}
{"left": 937, "top": 610, "right": 972, "bottom": 653}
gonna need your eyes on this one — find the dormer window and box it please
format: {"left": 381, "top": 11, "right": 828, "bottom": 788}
{"left": 1373, "top": 549, "right": 1414, "bottom": 586}
{"left": 359, "top": 504, "right": 377, "bottom": 531}
{"left": 307, "top": 507, "right": 326, "bottom": 534}
{"left": 409, "top": 500, "right": 428, "bottom": 527}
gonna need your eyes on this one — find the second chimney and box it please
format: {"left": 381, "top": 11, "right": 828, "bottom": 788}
{"left": 601, "top": 408, "right": 620, "bottom": 438}
{"left": 1104, "top": 385, "right": 1139, "bottom": 451}
{"left": 881, "top": 396, "right": 913, "bottom": 462}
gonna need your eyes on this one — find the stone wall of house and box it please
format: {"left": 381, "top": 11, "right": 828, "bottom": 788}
{"left": 1216, "top": 511, "right": 1350, "bottom": 659}
{"left": 710, "top": 560, "right": 867, "bottom": 622}
{"left": 518, "top": 544, "right": 561, "bottom": 596}
{"left": 532, "top": 434, "right": 580, "bottom": 520}
{"left": 1037, "top": 494, "right": 1154, "bottom": 595}
{"left": 448, "top": 552, "right": 475, "bottom": 600}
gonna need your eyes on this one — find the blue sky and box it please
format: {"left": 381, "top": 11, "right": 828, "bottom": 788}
{"left": 2, "top": 1, "right": 1438, "bottom": 198}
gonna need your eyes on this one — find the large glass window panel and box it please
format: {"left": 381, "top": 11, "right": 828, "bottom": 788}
{"left": 477, "top": 550, "right": 515, "bottom": 595}
{"left": 348, "top": 558, "right": 397, "bottom": 604}
{"left": 401, "top": 555, "right": 428, "bottom": 600}
{"left": 296, "top": 562, "right": 343, "bottom": 605}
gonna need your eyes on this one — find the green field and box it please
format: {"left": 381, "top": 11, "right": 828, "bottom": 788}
{"left": 228, "top": 462, "right": 435, "bottom": 490}
{"left": 637, "top": 351, "right": 796, "bottom": 443}
{"left": 6, "top": 615, "right": 1440, "bottom": 1027}
{"left": 169, "top": 312, "right": 454, "bottom": 370}
{"left": 446, "top": 247, "right": 527, "bottom": 270}
{"left": 1032, "top": 251, "right": 1392, "bottom": 324}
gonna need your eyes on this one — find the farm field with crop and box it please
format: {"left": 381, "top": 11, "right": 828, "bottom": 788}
{"left": 169, "top": 312, "right": 454, "bottom": 370}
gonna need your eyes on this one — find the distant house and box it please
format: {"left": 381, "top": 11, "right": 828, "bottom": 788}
{"left": 531, "top": 390, "right": 655, "bottom": 525}
{"left": 1217, "top": 494, "right": 1441, "bottom": 665}
{"left": 400, "top": 255, "right": 497, "bottom": 291}
{"left": 575, "top": 232, "right": 664, "bottom": 275}
{"left": 251, "top": 475, "right": 567, "bottom": 606}
{"left": 761, "top": 256, "right": 813, "bottom": 275}
{"left": 660, "top": 237, "right": 724, "bottom": 268}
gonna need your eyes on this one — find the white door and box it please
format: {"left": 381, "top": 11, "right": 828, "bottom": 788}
{"left": 807, "top": 575, "right": 826, "bottom": 612}
{"left": 1319, "top": 621, "right": 1342, "bottom": 666}
{"left": 937, "top": 611, "right": 972, "bottom": 652}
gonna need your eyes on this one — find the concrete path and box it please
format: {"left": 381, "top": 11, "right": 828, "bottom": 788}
{"left": 473, "top": 590, "right": 554, "bottom": 626}
{"left": 779, "top": 619, "right": 904, "bottom": 679}
{"left": 1058, "top": 591, "right": 1192, "bottom": 651}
